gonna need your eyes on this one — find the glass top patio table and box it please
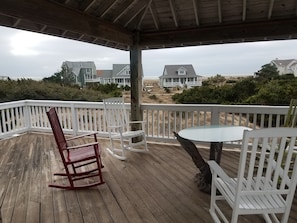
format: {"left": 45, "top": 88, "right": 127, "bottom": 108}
{"left": 178, "top": 125, "right": 252, "bottom": 143}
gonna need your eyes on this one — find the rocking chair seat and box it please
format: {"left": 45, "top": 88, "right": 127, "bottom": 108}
{"left": 110, "top": 130, "right": 145, "bottom": 139}
{"left": 66, "top": 143, "right": 101, "bottom": 163}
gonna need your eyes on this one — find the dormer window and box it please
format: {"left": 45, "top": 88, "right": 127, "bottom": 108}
{"left": 177, "top": 67, "right": 187, "bottom": 75}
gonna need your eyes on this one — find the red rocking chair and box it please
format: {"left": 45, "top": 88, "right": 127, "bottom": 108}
{"left": 46, "top": 107, "right": 105, "bottom": 189}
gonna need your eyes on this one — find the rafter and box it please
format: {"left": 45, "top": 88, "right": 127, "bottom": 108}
{"left": 78, "top": 34, "right": 85, "bottom": 40}
{"left": 13, "top": 18, "right": 21, "bottom": 27}
{"left": 100, "top": 0, "right": 120, "bottom": 18}
{"left": 62, "top": 30, "right": 68, "bottom": 36}
{"left": 217, "top": 0, "right": 222, "bottom": 23}
{"left": 125, "top": 4, "right": 146, "bottom": 28}
{"left": 83, "top": 0, "right": 96, "bottom": 12}
{"left": 242, "top": 0, "right": 247, "bottom": 21}
{"left": 192, "top": 0, "right": 200, "bottom": 26}
{"left": 137, "top": 0, "right": 153, "bottom": 30}
{"left": 149, "top": 1, "right": 160, "bottom": 30}
{"left": 268, "top": 0, "right": 275, "bottom": 19}
{"left": 169, "top": 0, "right": 178, "bottom": 27}
{"left": 40, "top": 25, "right": 47, "bottom": 32}
{"left": 113, "top": 0, "right": 138, "bottom": 23}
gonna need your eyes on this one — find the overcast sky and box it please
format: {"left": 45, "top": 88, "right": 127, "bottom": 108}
{"left": 1, "top": 25, "right": 297, "bottom": 80}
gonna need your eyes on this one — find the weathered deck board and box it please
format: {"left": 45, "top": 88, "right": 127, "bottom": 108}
{"left": 0, "top": 133, "right": 297, "bottom": 223}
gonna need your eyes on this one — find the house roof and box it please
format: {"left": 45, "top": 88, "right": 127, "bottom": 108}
{"left": 1, "top": 0, "right": 297, "bottom": 51}
{"left": 160, "top": 64, "right": 198, "bottom": 78}
{"left": 112, "top": 64, "right": 130, "bottom": 76}
{"left": 96, "top": 69, "right": 111, "bottom": 77}
{"left": 62, "top": 61, "right": 96, "bottom": 76}
{"left": 271, "top": 59, "right": 297, "bottom": 67}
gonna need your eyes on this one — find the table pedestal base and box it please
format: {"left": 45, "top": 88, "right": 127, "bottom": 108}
{"left": 174, "top": 132, "right": 225, "bottom": 194}
{"left": 174, "top": 131, "right": 213, "bottom": 194}
{"left": 209, "top": 142, "right": 223, "bottom": 164}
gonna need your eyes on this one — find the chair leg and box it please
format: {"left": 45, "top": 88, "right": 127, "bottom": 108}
{"left": 49, "top": 157, "right": 105, "bottom": 189}
{"left": 106, "top": 138, "right": 127, "bottom": 160}
{"left": 127, "top": 134, "right": 148, "bottom": 153}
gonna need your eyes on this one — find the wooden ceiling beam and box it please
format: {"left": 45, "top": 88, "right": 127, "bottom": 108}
{"left": 149, "top": 2, "right": 160, "bottom": 30}
{"left": 192, "top": 0, "right": 200, "bottom": 26}
{"left": 169, "top": 0, "right": 179, "bottom": 27}
{"left": 125, "top": 4, "right": 146, "bottom": 28}
{"left": 217, "top": 0, "right": 222, "bottom": 23}
{"left": 137, "top": 0, "right": 153, "bottom": 30}
{"left": 139, "top": 18, "right": 297, "bottom": 47}
{"left": 83, "top": 0, "right": 96, "bottom": 12}
{"left": 100, "top": 0, "right": 120, "bottom": 18}
{"left": 113, "top": 0, "right": 138, "bottom": 23}
{"left": 268, "top": 0, "right": 275, "bottom": 19}
{"left": 0, "top": 0, "right": 133, "bottom": 46}
{"left": 242, "top": 0, "right": 247, "bottom": 21}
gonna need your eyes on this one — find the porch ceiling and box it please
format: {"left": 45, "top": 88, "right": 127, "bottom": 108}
{"left": 0, "top": 0, "right": 297, "bottom": 51}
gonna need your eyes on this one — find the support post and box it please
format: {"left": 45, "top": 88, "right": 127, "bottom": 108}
{"left": 130, "top": 34, "right": 143, "bottom": 131}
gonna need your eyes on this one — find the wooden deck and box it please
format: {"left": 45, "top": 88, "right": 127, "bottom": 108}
{"left": 0, "top": 133, "right": 297, "bottom": 223}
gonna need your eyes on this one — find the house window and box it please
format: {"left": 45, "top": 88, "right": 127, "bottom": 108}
{"left": 179, "top": 70, "right": 185, "bottom": 75}
{"left": 177, "top": 67, "right": 187, "bottom": 75}
{"left": 85, "top": 74, "right": 92, "bottom": 79}
{"left": 125, "top": 70, "right": 130, "bottom": 75}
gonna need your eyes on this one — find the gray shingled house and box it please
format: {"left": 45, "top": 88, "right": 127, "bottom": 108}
{"left": 61, "top": 61, "right": 97, "bottom": 87}
{"left": 159, "top": 64, "right": 202, "bottom": 88}
{"left": 61, "top": 62, "right": 136, "bottom": 87}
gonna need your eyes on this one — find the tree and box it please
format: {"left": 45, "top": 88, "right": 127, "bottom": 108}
{"left": 254, "top": 63, "right": 279, "bottom": 81}
{"left": 43, "top": 66, "right": 76, "bottom": 86}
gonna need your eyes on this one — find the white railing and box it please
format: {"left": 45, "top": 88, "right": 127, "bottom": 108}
{"left": 0, "top": 100, "right": 289, "bottom": 143}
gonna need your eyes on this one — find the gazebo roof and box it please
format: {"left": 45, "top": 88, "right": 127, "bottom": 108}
{"left": 1, "top": 0, "right": 297, "bottom": 51}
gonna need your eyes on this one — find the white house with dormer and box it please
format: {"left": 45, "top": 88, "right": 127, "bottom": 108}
{"left": 159, "top": 64, "right": 202, "bottom": 88}
{"left": 270, "top": 59, "right": 297, "bottom": 76}
{"left": 96, "top": 64, "right": 135, "bottom": 87}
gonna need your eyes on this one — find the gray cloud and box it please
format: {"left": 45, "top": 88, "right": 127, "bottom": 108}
{"left": 0, "top": 26, "right": 297, "bottom": 80}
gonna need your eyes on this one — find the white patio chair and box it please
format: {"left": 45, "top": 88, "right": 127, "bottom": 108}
{"left": 103, "top": 97, "right": 148, "bottom": 160}
{"left": 208, "top": 127, "right": 297, "bottom": 223}
{"left": 284, "top": 98, "right": 297, "bottom": 128}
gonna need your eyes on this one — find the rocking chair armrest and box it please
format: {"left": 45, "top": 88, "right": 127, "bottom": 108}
{"left": 109, "top": 124, "right": 122, "bottom": 128}
{"left": 208, "top": 160, "right": 233, "bottom": 184}
{"left": 128, "top": 121, "right": 146, "bottom": 128}
{"left": 128, "top": 121, "right": 145, "bottom": 124}
{"left": 67, "top": 141, "right": 99, "bottom": 150}
{"left": 66, "top": 132, "right": 97, "bottom": 141}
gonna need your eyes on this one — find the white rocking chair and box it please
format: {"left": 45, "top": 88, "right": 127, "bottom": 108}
{"left": 208, "top": 127, "right": 297, "bottom": 223}
{"left": 103, "top": 97, "right": 148, "bottom": 160}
